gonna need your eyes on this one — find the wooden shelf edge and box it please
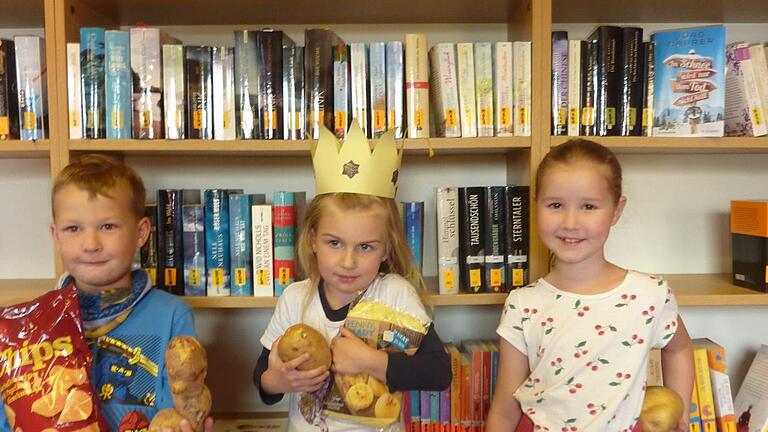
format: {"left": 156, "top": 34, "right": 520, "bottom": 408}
{"left": 550, "top": 136, "right": 768, "bottom": 153}
{"left": 0, "top": 140, "right": 51, "bottom": 158}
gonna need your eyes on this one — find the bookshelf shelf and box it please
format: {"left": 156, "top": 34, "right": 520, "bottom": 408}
{"left": 0, "top": 0, "right": 45, "bottom": 27}
{"left": 0, "top": 140, "right": 51, "bottom": 158}
{"left": 550, "top": 136, "right": 768, "bottom": 154}
{"left": 553, "top": 0, "right": 768, "bottom": 23}
{"left": 0, "top": 279, "right": 54, "bottom": 306}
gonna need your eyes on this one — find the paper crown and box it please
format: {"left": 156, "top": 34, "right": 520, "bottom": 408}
{"left": 311, "top": 120, "right": 403, "bottom": 198}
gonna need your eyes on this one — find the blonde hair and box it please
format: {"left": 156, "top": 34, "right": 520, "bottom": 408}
{"left": 52, "top": 154, "right": 146, "bottom": 220}
{"left": 297, "top": 193, "right": 429, "bottom": 316}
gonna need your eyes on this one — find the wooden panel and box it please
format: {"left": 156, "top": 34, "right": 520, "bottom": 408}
{"left": 0, "top": 0, "right": 45, "bottom": 27}
{"left": 0, "top": 140, "right": 51, "bottom": 158}
{"left": 550, "top": 136, "right": 768, "bottom": 154}
{"left": 668, "top": 274, "right": 768, "bottom": 306}
{"left": 553, "top": 0, "right": 768, "bottom": 23}
{"left": 0, "top": 279, "right": 54, "bottom": 306}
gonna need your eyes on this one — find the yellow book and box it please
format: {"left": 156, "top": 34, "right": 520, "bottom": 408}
{"left": 689, "top": 384, "right": 703, "bottom": 432}
{"left": 693, "top": 338, "right": 737, "bottom": 432}
{"left": 693, "top": 347, "right": 718, "bottom": 431}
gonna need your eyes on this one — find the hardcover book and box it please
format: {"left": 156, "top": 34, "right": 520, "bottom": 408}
{"left": 162, "top": 44, "right": 185, "bottom": 139}
{"left": 551, "top": 31, "right": 568, "bottom": 135}
{"left": 105, "top": 30, "right": 131, "bottom": 139}
{"left": 14, "top": 36, "right": 47, "bottom": 140}
{"left": 205, "top": 189, "right": 243, "bottom": 296}
{"left": 182, "top": 191, "right": 206, "bottom": 297}
{"left": 80, "top": 27, "right": 106, "bottom": 139}
{"left": 405, "top": 33, "right": 430, "bottom": 139}
{"left": 641, "top": 42, "right": 655, "bottom": 136}
{"left": 619, "top": 27, "right": 644, "bottom": 136}
{"left": 494, "top": 42, "right": 514, "bottom": 137}
{"left": 282, "top": 37, "right": 305, "bottom": 140}
{"left": 484, "top": 186, "right": 506, "bottom": 293}
{"left": 474, "top": 42, "right": 494, "bottom": 137}
{"left": 505, "top": 185, "right": 529, "bottom": 289}
{"left": 234, "top": 30, "right": 260, "bottom": 139}
{"left": 185, "top": 46, "right": 214, "bottom": 139}
{"left": 273, "top": 191, "right": 297, "bottom": 296}
{"left": 251, "top": 204, "right": 274, "bottom": 296}
{"left": 229, "top": 194, "right": 265, "bottom": 296}
{"left": 65, "top": 42, "right": 82, "bottom": 139}
{"left": 581, "top": 40, "right": 598, "bottom": 136}
{"left": 305, "top": 28, "right": 338, "bottom": 139}
{"left": 429, "top": 43, "right": 461, "bottom": 138}
{"left": 652, "top": 25, "right": 726, "bottom": 137}
{"left": 258, "top": 29, "right": 283, "bottom": 139}
{"left": 567, "top": 40, "right": 584, "bottom": 136}
{"left": 459, "top": 187, "right": 485, "bottom": 293}
{"left": 589, "top": 26, "right": 622, "bottom": 136}
{"left": 0, "top": 39, "right": 19, "bottom": 140}
{"left": 436, "top": 187, "right": 460, "bottom": 295}
{"left": 158, "top": 189, "right": 184, "bottom": 296}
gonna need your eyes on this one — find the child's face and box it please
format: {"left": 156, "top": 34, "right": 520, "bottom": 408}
{"left": 310, "top": 202, "right": 389, "bottom": 307}
{"left": 536, "top": 161, "right": 626, "bottom": 268}
{"left": 51, "top": 183, "right": 149, "bottom": 295}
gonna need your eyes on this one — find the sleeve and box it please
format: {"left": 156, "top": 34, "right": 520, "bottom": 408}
{"left": 253, "top": 347, "right": 284, "bottom": 404}
{"left": 650, "top": 278, "right": 680, "bottom": 349}
{"left": 260, "top": 287, "right": 300, "bottom": 350}
{"left": 385, "top": 324, "right": 452, "bottom": 392}
{"left": 170, "top": 301, "right": 196, "bottom": 338}
{"left": 495, "top": 291, "right": 528, "bottom": 356}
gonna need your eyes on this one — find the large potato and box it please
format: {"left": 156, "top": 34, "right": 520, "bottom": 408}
{"left": 148, "top": 408, "right": 186, "bottom": 432}
{"left": 277, "top": 324, "right": 332, "bottom": 371}
{"left": 172, "top": 384, "right": 212, "bottom": 431}
{"left": 165, "top": 336, "right": 208, "bottom": 382}
{"left": 640, "top": 386, "right": 685, "bottom": 432}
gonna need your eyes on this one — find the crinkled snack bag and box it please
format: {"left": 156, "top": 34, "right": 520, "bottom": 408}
{"left": 323, "top": 298, "right": 428, "bottom": 429}
{"left": 0, "top": 284, "right": 107, "bottom": 431}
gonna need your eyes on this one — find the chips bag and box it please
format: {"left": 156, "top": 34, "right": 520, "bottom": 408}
{"left": 0, "top": 285, "right": 106, "bottom": 431}
{"left": 322, "top": 298, "right": 428, "bottom": 429}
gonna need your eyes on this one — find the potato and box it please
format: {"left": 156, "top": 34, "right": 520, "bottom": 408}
{"left": 148, "top": 408, "right": 186, "bottom": 432}
{"left": 165, "top": 336, "right": 207, "bottom": 382}
{"left": 172, "top": 384, "right": 212, "bottom": 431}
{"left": 277, "top": 324, "right": 331, "bottom": 371}
{"left": 170, "top": 377, "right": 206, "bottom": 396}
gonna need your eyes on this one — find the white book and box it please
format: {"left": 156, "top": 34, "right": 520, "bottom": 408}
{"left": 66, "top": 42, "right": 83, "bottom": 139}
{"left": 386, "top": 41, "right": 404, "bottom": 138}
{"left": 162, "top": 44, "right": 185, "bottom": 139}
{"left": 14, "top": 36, "right": 47, "bottom": 141}
{"left": 724, "top": 42, "right": 767, "bottom": 137}
{"left": 456, "top": 43, "right": 477, "bottom": 137}
{"left": 749, "top": 43, "right": 768, "bottom": 126}
{"left": 567, "top": 40, "right": 582, "bottom": 136}
{"left": 405, "top": 34, "right": 429, "bottom": 139}
{"left": 369, "top": 42, "right": 387, "bottom": 138}
{"left": 213, "top": 47, "right": 236, "bottom": 140}
{"left": 251, "top": 204, "right": 274, "bottom": 296}
{"left": 474, "top": 42, "right": 494, "bottom": 136}
{"left": 513, "top": 41, "right": 532, "bottom": 136}
{"left": 350, "top": 43, "right": 368, "bottom": 136}
{"left": 493, "top": 42, "right": 514, "bottom": 137}
{"left": 734, "top": 345, "right": 768, "bottom": 432}
{"left": 436, "top": 187, "right": 460, "bottom": 295}
{"left": 428, "top": 43, "right": 461, "bottom": 138}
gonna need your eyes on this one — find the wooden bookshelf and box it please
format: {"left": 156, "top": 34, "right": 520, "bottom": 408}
{"left": 0, "top": 140, "right": 51, "bottom": 158}
{"left": 553, "top": 0, "right": 768, "bottom": 23}
{"left": 0, "top": 279, "right": 54, "bottom": 306}
{"left": 550, "top": 136, "right": 768, "bottom": 154}
{"left": 0, "top": 0, "right": 45, "bottom": 27}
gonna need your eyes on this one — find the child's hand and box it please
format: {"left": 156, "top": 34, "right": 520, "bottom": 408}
{"left": 675, "top": 416, "right": 688, "bottom": 432}
{"left": 168, "top": 417, "right": 214, "bottom": 432}
{"left": 330, "top": 327, "right": 384, "bottom": 376}
{"left": 262, "top": 338, "right": 330, "bottom": 394}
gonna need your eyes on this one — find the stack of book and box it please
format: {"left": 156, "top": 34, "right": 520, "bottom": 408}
{"left": 0, "top": 36, "right": 48, "bottom": 141}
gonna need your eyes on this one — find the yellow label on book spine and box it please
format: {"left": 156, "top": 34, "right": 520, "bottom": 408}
{"left": 234, "top": 268, "right": 246, "bottom": 286}
{"left": 147, "top": 268, "right": 157, "bottom": 286}
{"left": 414, "top": 110, "right": 425, "bottom": 130}
{"left": 582, "top": 107, "right": 595, "bottom": 126}
{"left": 490, "top": 268, "right": 502, "bottom": 290}
{"left": 568, "top": 108, "right": 578, "bottom": 126}
{"left": 334, "top": 112, "right": 347, "bottom": 133}
{"left": 164, "top": 268, "right": 177, "bottom": 286}
{"left": 140, "top": 110, "right": 151, "bottom": 129}
{"left": 469, "top": 269, "right": 481, "bottom": 292}
{"left": 388, "top": 109, "right": 397, "bottom": 128}
{"left": 605, "top": 107, "right": 616, "bottom": 126}
{"left": 176, "top": 109, "right": 183, "bottom": 128}
{"left": 627, "top": 108, "right": 637, "bottom": 127}
{"left": 211, "top": 268, "right": 224, "bottom": 288}
{"left": 446, "top": 109, "right": 457, "bottom": 127}
{"left": 263, "top": 110, "right": 277, "bottom": 130}
{"left": 500, "top": 107, "right": 511, "bottom": 126}
{"left": 557, "top": 107, "right": 566, "bottom": 126}
{"left": 443, "top": 270, "right": 455, "bottom": 290}
{"left": 0, "top": 117, "right": 8, "bottom": 135}
{"left": 193, "top": 110, "right": 203, "bottom": 129}
{"left": 256, "top": 268, "right": 269, "bottom": 286}
{"left": 69, "top": 112, "right": 79, "bottom": 128}
{"left": 86, "top": 110, "right": 97, "bottom": 129}
{"left": 223, "top": 111, "right": 231, "bottom": 129}
{"left": 512, "top": 268, "right": 524, "bottom": 287}
{"left": 189, "top": 268, "right": 201, "bottom": 286}
{"left": 480, "top": 108, "right": 491, "bottom": 126}
{"left": 279, "top": 267, "right": 291, "bottom": 285}
{"left": 23, "top": 112, "right": 36, "bottom": 130}
{"left": 292, "top": 111, "right": 302, "bottom": 131}
{"left": 753, "top": 108, "right": 764, "bottom": 126}
{"left": 517, "top": 107, "right": 528, "bottom": 125}
{"left": 642, "top": 108, "right": 653, "bottom": 127}
{"left": 111, "top": 110, "right": 123, "bottom": 129}
{"left": 374, "top": 109, "right": 386, "bottom": 129}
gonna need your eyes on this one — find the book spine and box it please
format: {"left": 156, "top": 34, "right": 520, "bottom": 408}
{"left": 130, "top": 28, "right": 165, "bottom": 139}
{"left": 440, "top": 387, "right": 450, "bottom": 432}
{"left": 619, "top": 27, "right": 643, "bottom": 136}
{"left": 430, "top": 391, "right": 440, "bottom": 432}
{"left": 273, "top": 192, "right": 297, "bottom": 297}
{"left": 305, "top": 28, "right": 336, "bottom": 139}
{"left": 460, "top": 354, "right": 471, "bottom": 432}
{"left": 591, "top": 26, "right": 622, "bottom": 136}
{"left": 480, "top": 348, "right": 491, "bottom": 429}
{"left": 436, "top": 187, "right": 460, "bottom": 295}
{"left": 259, "top": 29, "right": 283, "bottom": 139}
{"left": 80, "top": 28, "right": 105, "bottom": 139}
{"left": 474, "top": 42, "right": 494, "bottom": 137}
{"left": 369, "top": 42, "right": 387, "bottom": 138}
{"left": 229, "top": 194, "right": 254, "bottom": 296}
{"left": 567, "top": 40, "right": 582, "bottom": 136}
{"left": 749, "top": 43, "right": 768, "bottom": 128}
{"left": 704, "top": 345, "right": 737, "bottom": 432}
{"left": 183, "top": 203, "right": 206, "bottom": 296}
{"left": 15, "top": 36, "right": 47, "bottom": 141}
{"left": 689, "top": 383, "right": 703, "bottom": 432}
{"left": 0, "top": 39, "right": 19, "bottom": 140}
{"left": 234, "top": 30, "right": 259, "bottom": 139}
{"left": 333, "top": 42, "right": 350, "bottom": 137}
{"left": 252, "top": 205, "right": 274, "bottom": 296}
{"left": 350, "top": 42, "right": 368, "bottom": 136}
{"left": 420, "top": 390, "right": 431, "bottom": 432}
{"left": 459, "top": 187, "right": 485, "bottom": 293}
{"left": 162, "top": 44, "right": 185, "bottom": 139}
{"left": 283, "top": 41, "right": 305, "bottom": 140}
{"left": 725, "top": 42, "right": 767, "bottom": 137}
{"left": 65, "top": 42, "right": 82, "bottom": 140}
{"left": 141, "top": 204, "right": 159, "bottom": 288}
{"left": 158, "top": 189, "right": 184, "bottom": 296}
{"left": 551, "top": 31, "right": 568, "bottom": 135}
{"left": 484, "top": 186, "right": 506, "bottom": 293}
{"left": 513, "top": 41, "right": 531, "bottom": 136}
{"left": 646, "top": 348, "right": 663, "bottom": 386}
{"left": 185, "top": 46, "right": 214, "bottom": 139}
{"left": 429, "top": 44, "right": 459, "bottom": 138}
{"left": 456, "top": 43, "right": 477, "bottom": 138}
{"left": 205, "top": 189, "right": 231, "bottom": 296}
{"left": 693, "top": 348, "right": 718, "bottom": 431}
{"left": 447, "top": 345, "right": 461, "bottom": 431}
{"left": 581, "top": 40, "right": 597, "bottom": 136}
{"left": 105, "top": 30, "right": 131, "bottom": 139}
{"left": 489, "top": 342, "right": 500, "bottom": 401}
{"left": 386, "top": 41, "right": 404, "bottom": 138}
{"left": 410, "top": 390, "right": 421, "bottom": 432}
{"left": 494, "top": 42, "right": 514, "bottom": 137}
{"left": 505, "top": 185, "right": 529, "bottom": 289}
{"left": 404, "top": 202, "right": 425, "bottom": 285}
{"left": 641, "top": 42, "right": 655, "bottom": 137}
{"left": 212, "top": 47, "right": 228, "bottom": 140}
{"left": 405, "top": 33, "right": 430, "bottom": 139}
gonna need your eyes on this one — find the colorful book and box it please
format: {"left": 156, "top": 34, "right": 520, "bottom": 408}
{"left": 484, "top": 186, "right": 506, "bottom": 293}
{"left": 405, "top": 33, "right": 430, "bottom": 139}
{"left": 690, "top": 380, "right": 704, "bottom": 432}
{"left": 212, "top": 46, "right": 236, "bottom": 140}
{"left": 229, "top": 194, "right": 265, "bottom": 296}
{"left": 734, "top": 345, "right": 768, "bottom": 432}
{"left": 80, "top": 27, "right": 106, "bottom": 139}
{"left": 409, "top": 389, "right": 421, "bottom": 432}
{"left": 65, "top": 42, "right": 82, "bottom": 140}
{"left": 205, "top": 189, "right": 242, "bottom": 296}
{"left": 459, "top": 187, "right": 485, "bottom": 293}
{"left": 282, "top": 38, "right": 304, "bottom": 140}
{"left": 252, "top": 204, "right": 274, "bottom": 296}
{"left": 446, "top": 344, "right": 462, "bottom": 432}
{"left": 693, "top": 338, "right": 737, "bottom": 432}
{"left": 456, "top": 43, "right": 477, "bottom": 138}
{"left": 436, "top": 187, "right": 460, "bottom": 295}
{"left": 131, "top": 27, "right": 178, "bottom": 139}
{"left": 493, "top": 41, "right": 514, "bottom": 137}
{"left": 386, "top": 41, "right": 404, "bottom": 138}
{"left": 105, "top": 30, "right": 131, "bottom": 139}
{"left": 749, "top": 43, "right": 768, "bottom": 124}
{"left": 404, "top": 201, "right": 425, "bottom": 286}
{"left": 305, "top": 28, "right": 337, "bottom": 139}
{"left": 158, "top": 189, "right": 184, "bottom": 296}
{"left": 693, "top": 346, "right": 718, "bottom": 431}
{"left": 725, "top": 42, "right": 767, "bottom": 137}
{"left": 350, "top": 42, "right": 368, "bottom": 136}
{"left": 551, "top": 31, "right": 569, "bottom": 135}
{"left": 505, "top": 185, "right": 529, "bottom": 289}
{"left": 258, "top": 29, "right": 283, "bottom": 139}
{"left": 369, "top": 42, "right": 387, "bottom": 138}
{"left": 15, "top": 36, "right": 47, "bottom": 140}
{"left": 273, "top": 191, "right": 297, "bottom": 296}
{"left": 333, "top": 42, "right": 350, "bottom": 138}
{"left": 185, "top": 46, "right": 214, "bottom": 139}
{"left": 652, "top": 25, "right": 726, "bottom": 137}
{"left": 0, "top": 39, "right": 19, "bottom": 140}
{"left": 140, "top": 204, "right": 158, "bottom": 288}
{"left": 234, "top": 30, "right": 260, "bottom": 139}
{"left": 182, "top": 190, "right": 206, "bottom": 296}
{"left": 162, "top": 44, "right": 185, "bottom": 139}
{"left": 474, "top": 42, "right": 494, "bottom": 137}
{"left": 513, "top": 41, "right": 532, "bottom": 136}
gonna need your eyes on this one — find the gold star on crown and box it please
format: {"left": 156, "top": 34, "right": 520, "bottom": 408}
{"left": 311, "top": 120, "right": 403, "bottom": 198}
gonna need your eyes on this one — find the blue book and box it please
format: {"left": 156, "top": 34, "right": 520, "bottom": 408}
{"left": 228, "top": 194, "right": 265, "bottom": 296}
{"left": 105, "top": 30, "right": 131, "bottom": 139}
{"left": 183, "top": 198, "right": 206, "bottom": 296}
{"left": 80, "top": 27, "right": 106, "bottom": 138}
{"left": 273, "top": 191, "right": 297, "bottom": 296}
{"left": 652, "top": 25, "right": 726, "bottom": 137}
{"left": 204, "top": 189, "right": 242, "bottom": 296}
{"left": 403, "top": 201, "right": 424, "bottom": 285}
{"left": 409, "top": 390, "right": 420, "bottom": 430}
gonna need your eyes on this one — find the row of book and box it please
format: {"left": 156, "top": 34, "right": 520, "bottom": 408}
{"left": 0, "top": 37, "right": 48, "bottom": 141}
{"left": 554, "top": 25, "right": 768, "bottom": 138}
{"left": 430, "top": 42, "right": 531, "bottom": 138}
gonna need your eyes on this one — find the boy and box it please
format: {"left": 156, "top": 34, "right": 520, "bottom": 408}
{"left": 0, "top": 155, "right": 212, "bottom": 431}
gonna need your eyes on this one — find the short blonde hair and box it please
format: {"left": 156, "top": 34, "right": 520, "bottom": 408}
{"left": 52, "top": 154, "right": 146, "bottom": 219}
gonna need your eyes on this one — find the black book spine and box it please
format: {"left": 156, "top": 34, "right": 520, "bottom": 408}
{"left": 551, "top": 31, "right": 569, "bottom": 135}
{"left": 157, "top": 190, "right": 184, "bottom": 296}
{"left": 484, "top": 186, "right": 506, "bottom": 293}
{"left": 589, "top": 26, "right": 622, "bottom": 136}
{"left": 458, "top": 187, "right": 486, "bottom": 293}
{"left": 580, "top": 41, "right": 597, "bottom": 136}
{"left": 619, "top": 27, "right": 643, "bottom": 136}
{"left": 505, "top": 185, "right": 529, "bottom": 289}
{"left": 140, "top": 203, "right": 159, "bottom": 288}
{"left": 258, "top": 30, "right": 284, "bottom": 139}
{"left": 0, "top": 40, "right": 19, "bottom": 140}
{"left": 234, "top": 30, "right": 260, "bottom": 139}
{"left": 641, "top": 42, "right": 655, "bottom": 136}
{"left": 185, "top": 46, "right": 213, "bottom": 139}
{"left": 304, "top": 28, "right": 336, "bottom": 139}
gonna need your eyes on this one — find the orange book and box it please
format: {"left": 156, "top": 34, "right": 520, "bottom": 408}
{"left": 447, "top": 344, "right": 463, "bottom": 432}
{"left": 693, "top": 339, "right": 737, "bottom": 432}
{"left": 460, "top": 352, "right": 473, "bottom": 432}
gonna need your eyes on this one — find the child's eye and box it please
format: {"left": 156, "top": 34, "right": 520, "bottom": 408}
{"left": 583, "top": 204, "right": 598, "bottom": 210}
{"left": 547, "top": 202, "right": 562, "bottom": 209}
{"left": 327, "top": 239, "right": 341, "bottom": 248}
{"left": 358, "top": 244, "right": 373, "bottom": 252}
{"left": 102, "top": 223, "right": 118, "bottom": 230}
{"left": 63, "top": 226, "right": 79, "bottom": 233}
